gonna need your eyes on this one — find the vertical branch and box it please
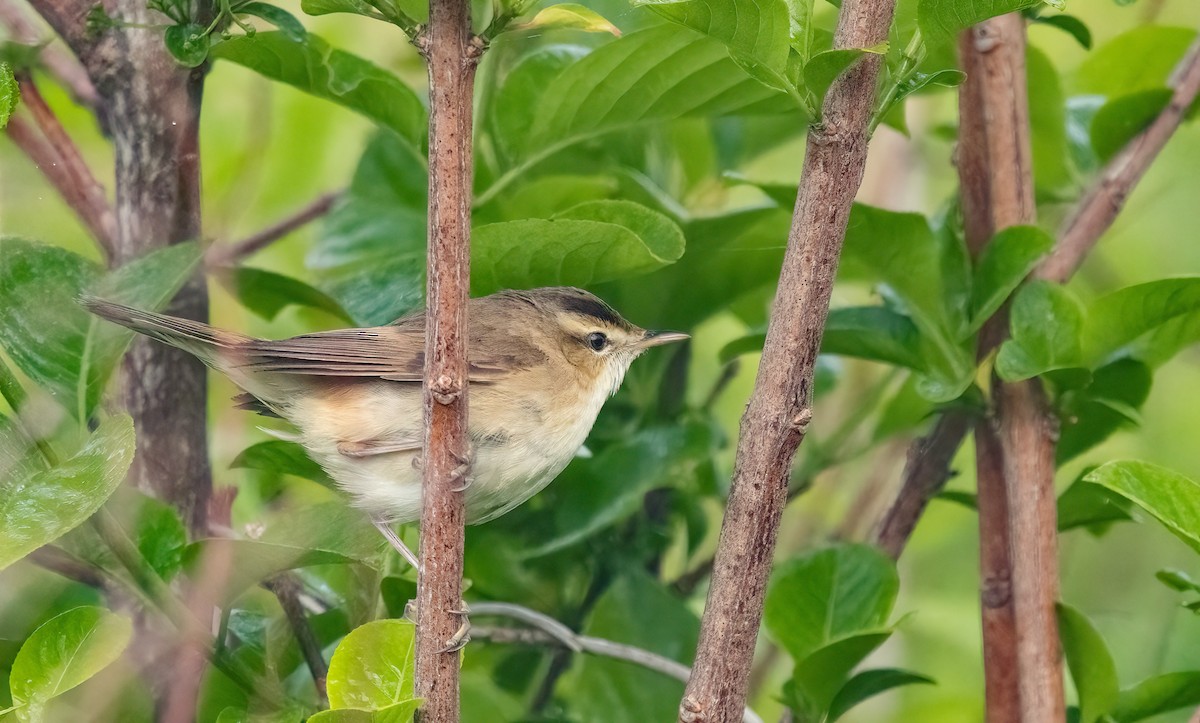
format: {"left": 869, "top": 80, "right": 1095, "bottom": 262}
{"left": 957, "top": 15, "right": 1064, "bottom": 722}
{"left": 415, "top": 0, "right": 477, "bottom": 718}
{"left": 678, "top": 0, "right": 896, "bottom": 720}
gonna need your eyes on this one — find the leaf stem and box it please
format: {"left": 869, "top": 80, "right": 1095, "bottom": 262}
{"left": 869, "top": 28, "right": 925, "bottom": 134}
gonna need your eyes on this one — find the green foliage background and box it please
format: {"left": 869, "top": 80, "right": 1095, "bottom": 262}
{"left": 4, "top": 0, "right": 1200, "bottom": 721}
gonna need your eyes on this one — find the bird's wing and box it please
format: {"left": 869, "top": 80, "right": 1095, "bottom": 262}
{"left": 234, "top": 325, "right": 534, "bottom": 383}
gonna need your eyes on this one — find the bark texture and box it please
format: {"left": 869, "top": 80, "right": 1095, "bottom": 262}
{"left": 414, "top": 0, "right": 477, "bottom": 718}
{"left": 678, "top": 0, "right": 896, "bottom": 720}
{"left": 957, "top": 15, "right": 1064, "bottom": 722}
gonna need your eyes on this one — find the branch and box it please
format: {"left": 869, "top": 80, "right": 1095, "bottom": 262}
{"left": 265, "top": 574, "right": 328, "bottom": 704}
{"left": 956, "top": 15, "right": 1063, "bottom": 723}
{"left": 28, "top": 545, "right": 109, "bottom": 589}
{"left": 413, "top": 0, "right": 479, "bottom": 718}
{"left": 206, "top": 191, "right": 342, "bottom": 268}
{"left": 467, "top": 603, "right": 764, "bottom": 723}
{"left": 0, "top": 0, "right": 98, "bottom": 108}
{"left": 1037, "top": 33, "right": 1200, "bottom": 283}
{"left": 678, "top": 0, "right": 897, "bottom": 718}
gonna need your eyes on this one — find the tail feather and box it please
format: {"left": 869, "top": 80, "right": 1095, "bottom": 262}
{"left": 80, "top": 296, "right": 252, "bottom": 366}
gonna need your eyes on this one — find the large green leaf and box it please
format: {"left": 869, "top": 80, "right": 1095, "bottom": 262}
{"left": 821, "top": 306, "right": 926, "bottom": 370}
{"left": 212, "top": 32, "right": 426, "bottom": 146}
{"left": 1074, "top": 26, "right": 1197, "bottom": 98}
{"left": 220, "top": 267, "right": 353, "bottom": 323}
{"left": 968, "top": 226, "right": 1055, "bottom": 331}
{"left": 307, "top": 702, "right": 422, "bottom": 723}
{"left": 1089, "top": 89, "right": 1174, "bottom": 163}
{"left": 230, "top": 440, "right": 333, "bottom": 488}
{"left": 826, "top": 668, "right": 934, "bottom": 722}
{"left": 471, "top": 200, "right": 685, "bottom": 294}
{"left": 995, "top": 280, "right": 1086, "bottom": 381}
{"left": 916, "top": 0, "right": 1045, "bottom": 44}
{"left": 1112, "top": 672, "right": 1200, "bottom": 722}
{"left": 1057, "top": 603, "right": 1119, "bottom": 723}
{"left": 635, "top": 0, "right": 794, "bottom": 92}
{"left": 0, "top": 238, "right": 201, "bottom": 419}
{"left": 764, "top": 543, "right": 899, "bottom": 662}
{"left": 0, "top": 415, "right": 134, "bottom": 571}
{"left": 786, "top": 632, "right": 893, "bottom": 719}
{"left": 488, "top": 45, "right": 590, "bottom": 164}
{"left": 1082, "top": 278, "right": 1200, "bottom": 366}
{"left": 1085, "top": 461, "right": 1200, "bottom": 555}
{"left": 526, "top": 25, "right": 795, "bottom": 154}
{"left": 325, "top": 620, "right": 418, "bottom": 710}
{"left": 1057, "top": 472, "right": 1135, "bottom": 535}
{"left": 8, "top": 607, "right": 132, "bottom": 723}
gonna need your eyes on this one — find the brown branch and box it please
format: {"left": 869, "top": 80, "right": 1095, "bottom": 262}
{"left": 11, "top": 72, "right": 117, "bottom": 255}
{"left": 265, "top": 574, "right": 328, "bottom": 704}
{"left": 1037, "top": 34, "right": 1200, "bottom": 283}
{"left": 0, "top": 0, "right": 98, "bottom": 108}
{"left": 206, "top": 191, "right": 342, "bottom": 268}
{"left": 28, "top": 545, "right": 109, "bottom": 589}
{"left": 678, "top": 0, "right": 897, "bottom": 719}
{"left": 413, "top": 0, "right": 479, "bottom": 718}
{"left": 957, "top": 15, "right": 1064, "bottom": 723}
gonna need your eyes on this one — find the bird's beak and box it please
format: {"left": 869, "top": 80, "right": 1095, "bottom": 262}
{"left": 634, "top": 330, "right": 690, "bottom": 349}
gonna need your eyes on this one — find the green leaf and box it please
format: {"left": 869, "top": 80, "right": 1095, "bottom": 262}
{"left": 237, "top": 2, "right": 308, "bottom": 41}
{"left": 308, "top": 701, "right": 422, "bottom": 723}
{"left": 1085, "top": 461, "right": 1200, "bottom": 555}
{"left": 636, "top": 0, "right": 794, "bottom": 93}
{"left": 804, "top": 46, "right": 885, "bottom": 111}
{"left": 827, "top": 668, "right": 935, "bottom": 722}
{"left": 822, "top": 307, "right": 926, "bottom": 370}
{"left": 471, "top": 200, "right": 685, "bottom": 294}
{"left": 229, "top": 440, "right": 333, "bottom": 487}
{"left": 1057, "top": 473, "right": 1135, "bottom": 535}
{"left": 526, "top": 25, "right": 796, "bottom": 155}
{"left": 164, "top": 24, "right": 210, "bottom": 67}
{"left": 917, "top": 0, "right": 1043, "bottom": 43}
{"left": 0, "top": 415, "right": 134, "bottom": 571}
{"left": 0, "top": 62, "right": 17, "bottom": 129}
{"left": 969, "top": 226, "right": 1055, "bottom": 330}
{"left": 220, "top": 267, "right": 353, "bottom": 323}
{"left": 488, "top": 46, "right": 588, "bottom": 165}
{"left": 764, "top": 543, "right": 898, "bottom": 662}
{"left": 1112, "top": 672, "right": 1200, "bottom": 722}
{"left": 995, "top": 280, "right": 1086, "bottom": 381}
{"left": 787, "top": 632, "right": 893, "bottom": 719}
{"left": 212, "top": 32, "right": 426, "bottom": 146}
{"left": 1057, "top": 358, "right": 1152, "bottom": 465}
{"left": 1027, "top": 45, "right": 1071, "bottom": 191}
{"left": 1075, "top": 26, "right": 1197, "bottom": 97}
{"left": 516, "top": 4, "right": 620, "bottom": 35}
{"left": 0, "top": 238, "right": 200, "bottom": 419}
{"left": 1057, "top": 603, "right": 1119, "bottom": 723}
{"left": 1156, "top": 569, "right": 1200, "bottom": 594}
{"left": 129, "top": 493, "right": 188, "bottom": 580}
{"left": 325, "top": 620, "right": 417, "bottom": 710}
{"left": 1090, "top": 89, "right": 1173, "bottom": 163}
{"left": 9, "top": 607, "right": 132, "bottom": 722}
{"left": 1032, "top": 14, "right": 1092, "bottom": 49}
{"left": 1083, "top": 278, "right": 1200, "bottom": 367}
{"left": 300, "top": 0, "right": 381, "bottom": 18}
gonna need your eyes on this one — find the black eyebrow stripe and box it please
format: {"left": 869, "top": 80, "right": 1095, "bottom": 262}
{"left": 557, "top": 294, "right": 623, "bottom": 326}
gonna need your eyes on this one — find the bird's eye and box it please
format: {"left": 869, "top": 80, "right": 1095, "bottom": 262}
{"left": 586, "top": 332, "right": 608, "bottom": 351}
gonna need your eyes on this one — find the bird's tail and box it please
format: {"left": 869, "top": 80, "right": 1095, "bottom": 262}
{"left": 80, "top": 296, "right": 251, "bottom": 367}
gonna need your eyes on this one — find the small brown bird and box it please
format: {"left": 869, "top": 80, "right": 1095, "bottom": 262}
{"left": 84, "top": 287, "right": 686, "bottom": 559}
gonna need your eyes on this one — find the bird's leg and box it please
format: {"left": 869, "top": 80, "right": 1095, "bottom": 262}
{"left": 401, "top": 598, "right": 471, "bottom": 652}
{"left": 449, "top": 447, "right": 474, "bottom": 492}
{"left": 372, "top": 520, "right": 420, "bottom": 569}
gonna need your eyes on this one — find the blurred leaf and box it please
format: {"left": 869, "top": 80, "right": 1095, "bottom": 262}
{"left": 1027, "top": 45, "right": 1071, "bottom": 191}
{"left": 1057, "top": 474, "right": 1135, "bottom": 535}
{"left": 968, "top": 226, "right": 1055, "bottom": 331}
{"left": 1112, "top": 672, "right": 1200, "bottom": 722}
{"left": 525, "top": 26, "right": 796, "bottom": 155}
{"left": 259, "top": 502, "right": 384, "bottom": 563}
{"left": 995, "top": 280, "right": 1085, "bottom": 381}
{"left": 1090, "top": 89, "right": 1172, "bottom": 163}
{"left": 879, "top": 68, "right": 964, "bottom": 127}
{"left": 871, "top": 374, "right": 936, "bottom": 443}
{"left": 213, "top": 32, "right": 426, "bottom": 146}
{"left": 237, "top": 3, "right": 307, "bottom": 41}
{"left": 130, "top": 493, "right": 188, "bottom": 580}
{"left": 221, "top": 267, "right": 352, "bottom": 323}
{"left": 1083, "top": 278, "right": 1200, "bottom": 367}
{"left": 472, "top": 200, "right": 685, "bottom": 294}
{"left": 827, "top": 668, "right": 934, "bottom": 722}
{"left": 301, "top": 0, "right": 380, "bottom": 17}
{"left": 1057, "top": 358, "right": 1152, "bottom": 465}
{"left": 164, "top": 24, "right": 210, "bottom": 67}
{"left": 786, "top": 632, "right": 893, "bottom": 719}
{"left": 0, "top": 415, "right": 134, "bottom": 571}
{"left": 325, "top": 619, "right": 417, "bottom": 709}
{"left": 308, "top": 702, "right": 421, "bottom": 723}
{"left": 1058, "top": 603, "right": 1119, "bottom": 723}
{"left": 765, "top": 543, "right": 898, "bottom": 662}
{"left": 516, "top": 4, "right": 620, "bottom": 35}
{"left": 567, "top": 570, "right": 697, "bottom": 722}
{"left": 917, "top": 0, "right": 1043, "bottom": 43}
{"left": 9, "top": 607, "right": 131, "bottom": 723}
{"left": 1086, "top": 460, "right": 1200, "bottom": 554}
{"left": 1032, "top": 14, "right": 1092, "bottom": 49}
{"left": 0, "top": 238, "right": 200, "bottom": 419}
{"left": 1074, "top": 26, "right": 1196, "bottom": 97}
{"left": 230, "top": 440, "right": 333, "bottom": 487}
{"left": 821, "top": 306, "right": 926, "bottom": 370}
{"left": 0, "top": 62, "right": 17, "bottom": 129}
{"left": 185, "top": 539, "right": 357, "bottom": 602}
{"left": 804, "top": 45, "right": 885, "bottom": 111}
{"left": 636, "top": 0, "right": 793, "bottom": 93}
{"left": 1156, "top": 569, "right": 1200, "bottom": 594}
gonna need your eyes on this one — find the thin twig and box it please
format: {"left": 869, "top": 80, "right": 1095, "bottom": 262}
{"left": 679, "top": 0, "right": 897, "bottom": 718}
{"left": 0, "top": 0, "right": 98, "bottom": 108}
{"left": 468, "top": 602, "right": 764, "bottom": 723}
{"left": 265, "top": 574, "right": 329, "bottom": 704}
{"left": 12, "top": 72, "right": 117, "bottom": 255}
{"left": 206, "top": 191, "right": 342, "bottom": 267}
{"left": 28, "top": 545, "right": 109, "bottom": 589}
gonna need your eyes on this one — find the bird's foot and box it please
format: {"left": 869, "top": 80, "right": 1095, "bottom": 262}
{"left": 450, "top": 448, "right": 474, "bottom": 492}
{"left": 403, "top": 599, "right": 471, "bottom": 652}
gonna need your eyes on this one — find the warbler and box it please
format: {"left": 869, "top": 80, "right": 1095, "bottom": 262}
{"left": 84, "top": 287, "right": 686, "bottom": 559}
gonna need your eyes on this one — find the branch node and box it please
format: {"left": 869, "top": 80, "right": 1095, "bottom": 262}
{"left": 679, "top": 697, "right": 705, "bottom": 723}
{"left": 790, "top": 408, "right": 813, "bottom": 434}
{"left": 431, "top": 374, "right": 462, "bottom": 405}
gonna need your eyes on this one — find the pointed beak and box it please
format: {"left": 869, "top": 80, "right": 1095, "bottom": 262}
{"left": 634, "top": 330, "right": 690, "bottom": 349}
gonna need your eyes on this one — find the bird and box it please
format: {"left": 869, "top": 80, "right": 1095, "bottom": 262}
{"left": 83, "top": 287, "right": 688, "bottom": 565}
